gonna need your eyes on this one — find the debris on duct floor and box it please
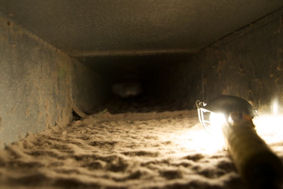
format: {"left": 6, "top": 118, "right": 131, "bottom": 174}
{"left": 0, "top": 110, "right": 282, "bottom": 189}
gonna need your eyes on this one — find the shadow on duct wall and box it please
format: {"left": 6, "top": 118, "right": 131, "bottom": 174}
{"left": 191, "top": 8, "right": 283, "bottom": 109}
{"left": 0, "top": 14, "right": 106, "bottom": 147}
{"left": 72, "top": 59, "right": 108, "bottom": 116}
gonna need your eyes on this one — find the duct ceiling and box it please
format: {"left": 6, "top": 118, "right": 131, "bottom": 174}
{"left": 0, "top": 0, "right": 282, "bottom": 57}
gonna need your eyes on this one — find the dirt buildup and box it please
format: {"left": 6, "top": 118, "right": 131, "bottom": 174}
{"left": 0, "top": 110, "right": 282, "bottom": 188}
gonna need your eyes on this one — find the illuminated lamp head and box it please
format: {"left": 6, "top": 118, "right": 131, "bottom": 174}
{"left": 197, "top": 96, "right": 283, "bottom": 188}
{"left": 196, "top": 95, "right": 255, "bottom": 130}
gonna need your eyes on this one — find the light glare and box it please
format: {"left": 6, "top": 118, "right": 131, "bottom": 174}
{"left": 207, "top": 113, "right": 227, "bottom": 136}
{"left": 272, "top": 100, "right": 279, "bottom": 115}
{"left": 254, "top": 114, "right": 283, "bottom": 145}
{"left": 192, "top": 112, "right": 227, "bottom": 154}
{"left": 209, "top": 113, "right": 226, "bottom": 128}
{"left": 175, "top": 125, "right": 226, "bottom": 155}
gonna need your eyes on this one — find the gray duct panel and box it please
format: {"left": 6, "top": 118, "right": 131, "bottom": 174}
{"left": 0, "top": 0, "right": 282, "bottom": 56}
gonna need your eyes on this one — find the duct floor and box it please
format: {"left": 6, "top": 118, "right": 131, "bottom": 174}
{"left": 0, "top": 110, "right": 282, "bottom": 189}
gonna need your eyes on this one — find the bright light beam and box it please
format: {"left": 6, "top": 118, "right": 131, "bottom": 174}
{"left": 254, "top": 114, "right": 283, "bottom": 145}
{"left": 254, "top": 100, "right": 283, "bottom": 145}
{"left": 272, "top": 100, "right": 279, "bottom": 115}
{"left": 209, "top": 113, "right": 226, "bottom": 131}
{"left": 178, "top": 112, "right": 227, "bottom": 155}
{"left": 173, "top": 125, "right": 226, "bottom": 156}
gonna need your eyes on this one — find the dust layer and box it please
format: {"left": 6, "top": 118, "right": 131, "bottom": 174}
{"left": 0, "top": 110, "right": 281, "bottom": 189}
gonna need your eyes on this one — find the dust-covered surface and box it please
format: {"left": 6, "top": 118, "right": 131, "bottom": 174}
{"left": 0, "top": 110, "right": 282, "bottom": 189}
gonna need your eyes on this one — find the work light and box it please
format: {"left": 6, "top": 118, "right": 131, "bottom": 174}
{"left": 196, "top": 95, "right": 283, "bottom": 189}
